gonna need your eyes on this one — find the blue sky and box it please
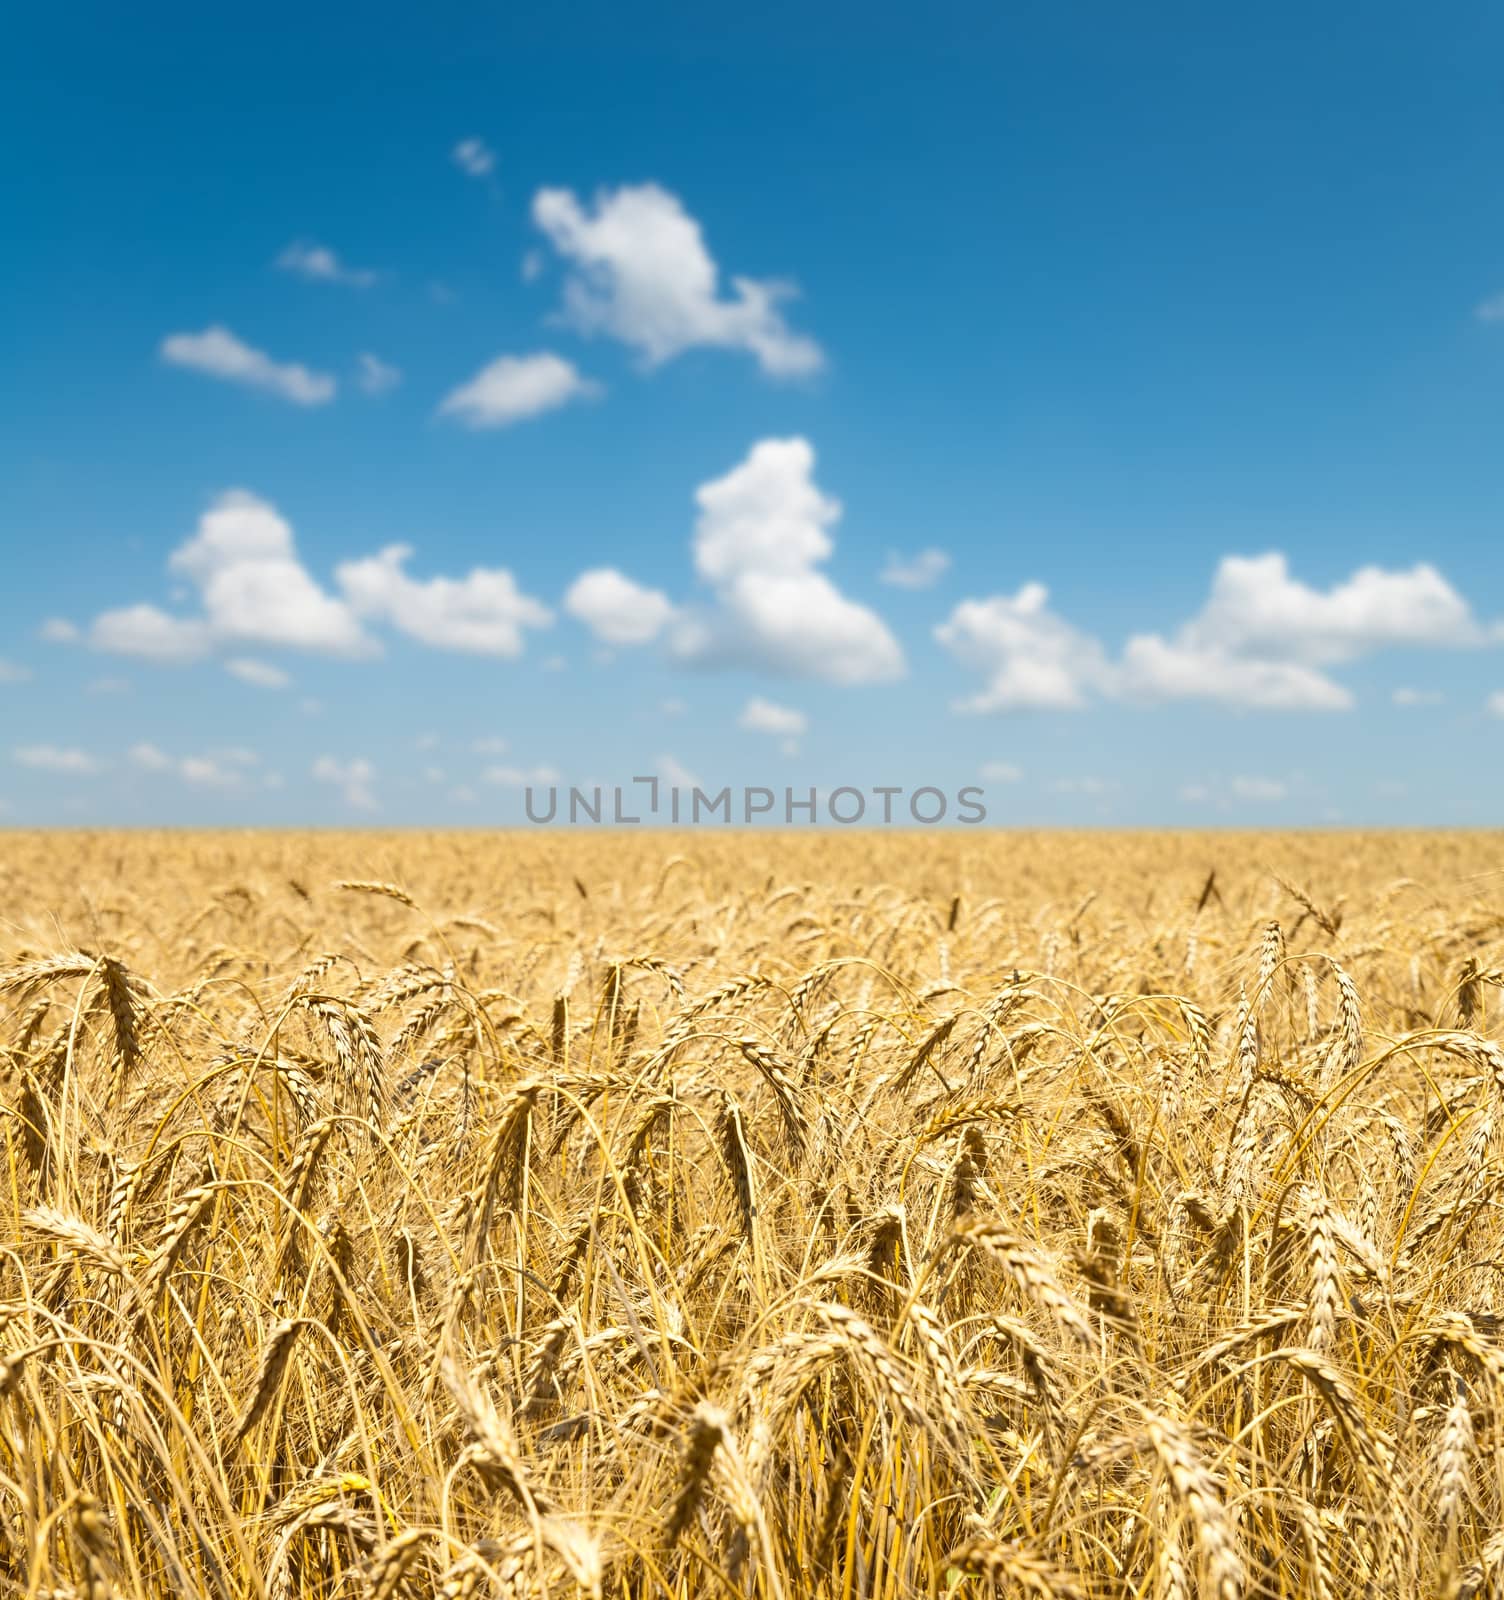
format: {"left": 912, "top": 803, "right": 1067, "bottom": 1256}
{"left": 4, "top": 1, "right": 1504, "bottom": 825}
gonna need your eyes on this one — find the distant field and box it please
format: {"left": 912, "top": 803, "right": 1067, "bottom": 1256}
{"left": 2, "top": 830, "right": 1503, "bottom": 1598}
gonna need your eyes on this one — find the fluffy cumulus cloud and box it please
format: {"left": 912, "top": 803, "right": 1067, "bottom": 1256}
{"left": 674, "top": 439, "right": 904, "bottom": 683}
{"left": 1117, "top": 635, "right": 1354, "bottom": 711}
{"left": 438, "top": 352, "right": 600, "bottom": 428}
{"left": 880, "top": 548, "right": 951, "bottom": 589}
{"left": 336, "top": 546, "right": 553, "bottom": 656}
{"left": 563, "top": 569, "right": 676, "bottom": 645}
{"left": 531, "top": 184, "right": 822, "bottom": 376}
{"left": 79, "top": 491, "right": 553, "bottom": 666}
{"left": 1169, "top": 554, "right": 1480, "bottom": 663}
{"left": 938, "top": 585, "right": 1111, "bottom": 712}
{"left": 564, "top": 438, "right": 901, "bottom": 685}
{"left": 167, "top": 493, "right": 369, "bottom": 655}
{"left": 940, "top": 552, "right": 1496, "bottom": 714}
{"left": 275, "top": 241, "right": 377, "bottom": 288}
{"left": 159, "top": 326, "right": 335, "bottom": 406}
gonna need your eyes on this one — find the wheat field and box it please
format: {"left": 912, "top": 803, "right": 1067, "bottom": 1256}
{"left": 2, "top": 828, "right": 1503, "bottom": 1598}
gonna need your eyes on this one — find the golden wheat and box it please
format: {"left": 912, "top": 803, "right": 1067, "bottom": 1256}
{"left": 1, "top": 827, "right": 1502, "bottom": 1597}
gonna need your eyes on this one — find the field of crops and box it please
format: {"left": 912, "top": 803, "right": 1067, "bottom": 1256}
{"left": 2, "top": 829, "right": 1503, "bottom": 1599}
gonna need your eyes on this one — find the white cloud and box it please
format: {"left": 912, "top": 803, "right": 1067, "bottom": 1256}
{"left": 531, "top": 183, "right": 822, "bottom": 376}
{"left": 941, "top": 551, "right": 1494, "bottom": 714}
{"left": 160, "top": 326, "right": 335, "bottom": 406}
{"left": 423, "top": 765, "right": 446, "bottom": 783}
{"left": 658, "top": 754, "right": 701, "bottom": 791}
{"left": 560, "top": 441, "right": 900, "bottom": 685}
{"left": 180, "top": 755, "right": 241, "bottom": 788}
{"left": 661, "top": 697, "right": 687, "bottom": 717}
{"left": 275, "top": 241, "right": 377, "bottom": 288}
{"left": 1477, "top": 292, "right": 1504, "bottom": 324}
{"left": 452, "top": 137, "right": 496, "bottom": 178}
{"left": 880, "top": 548, "right": 951, "bottom": 589}
{"left": 313, "top": 755, "right": 377, "bottom": 810}
{"left": 564, "top": 568, "right": 676, "bottom": 644}
{"left": 15, "top": 745, "right": 99, "bottom": 776}
{"left": 739, "top": 696, "right": 807, "bottom": 738}
{"left": 130, "top": 742, "right": 250, "bottom": 787}
{"left": 1393, "top": 686, "right": 1444, "bottom": 707}
{"left": 167, "top": 490, "right": 370, "bottom": 655}
{"left": 1182, "top": 774, "right": 1290, "bottom": 807}
{"left": 39, "top": 618, "right": 80, "bottom": 643}
{"left": 1488, "top": 691, "right": 1504, "bottom": 717}
{"left": 90, "top": 491, "right": 554, "bottom": 667}
{"left": 90, "top": 605, "right": 212, "bottom": 663}
{"left": 937, "top": 584, "right": 1109, "bottom": 711}
{"left": 337, "top": 545, "right": 552, "bottom": 656}
{"left": 225, "top": 657, "right": 290, "bottom": 689}
{"left": 1117, "top": 635, "right": 1353, "bottom": 710}
{"left": 673, "top": 438, "right": 903, "bottom": 684}
{"left": 980, "top": 761, "right": 1022, "bottom": 783}
{"left": 0, "top": 660, "right": 30, "bottom": 684}
{"left": 1168, "top": 554, "right": 1481, "bottom": 663}
{"left": 1230, "top": 775, "right": 1288, "bottom": 802}
{"left": 438, "top": 352, "right": 600, "bottom": 429}
{"left": 1050, "top": 776, "right": 1117, "bottom": 796}
{"left": 483, "top": 763, "right": 561, "bottom": 787}
{"left": 357, "top": 353, "right": 402, "bottom": 395}
{"left": 472, "top": 736, "right": 509, "bottom": 755}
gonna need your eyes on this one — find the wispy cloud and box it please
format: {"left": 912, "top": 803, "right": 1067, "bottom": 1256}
{"left": 131, "top": 742, "right": 256, "bottom": 787}
{"left": 225, "top": 657, "right": 290, "bottom": 689}
{"left": 275, "top": 241, "right": 378, "bottom": 288}
{"left": 313, "top": 755, "right": 377, "bottom": 810}
{"left": 160, "top": 326, "right": 335, "bottom": 406}
{"left": 438, "top": 352, "right": 600, "bottom": 428}
{"left": 357, "top": 352, "right": 402, "bottom": 395}
{"left": 15, "top": 744, "right": 100, "bottom": 775}
{"left": 880, "top": 548, "right": 950, "bottom": 589}
{"left": 452, "top": 137, "right": 496, "bottom": 178}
